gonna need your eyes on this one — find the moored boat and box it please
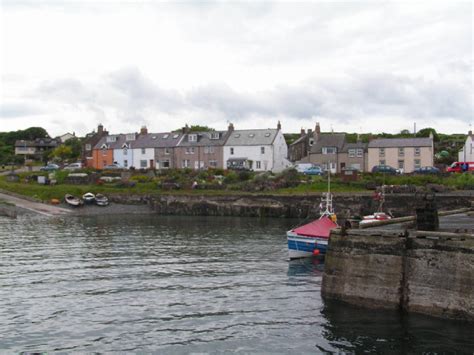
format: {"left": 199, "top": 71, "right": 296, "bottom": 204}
{"left": 65, "top": 194, "right": 83, "bottom": 207}
{"left": 82, "top": 192, "right": 96, "bottom": 204}
{"left": 95, "top": 193, "right": 109, "bottom": 206}
{"left": 287, "top": 169, "right": 338, "bottom": 259}
{"left": 359, "top": 186, "right": 392, "bottom": 226}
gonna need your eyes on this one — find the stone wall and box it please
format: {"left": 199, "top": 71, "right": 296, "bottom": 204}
{"left": 322, "top": 229, "right": 474, "bottom": 321}
{"left": 134, "top": 193, "right": 472, "bottom": 219}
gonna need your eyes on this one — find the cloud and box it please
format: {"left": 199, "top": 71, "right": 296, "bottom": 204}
{"left": 0, "top": 102, "right": 45, "bottom": 119}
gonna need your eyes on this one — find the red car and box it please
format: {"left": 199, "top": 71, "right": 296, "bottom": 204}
{"left": 447, "top": 162, "right": 474, "bottom": 173}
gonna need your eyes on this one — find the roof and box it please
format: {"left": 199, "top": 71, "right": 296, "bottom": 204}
{"left": 341, "top": 142, "right": 367, "bottom": 152}
{"left": 225, "top": 129, "right": 278, "bottom": 146}
{"left": 290, "top": 134, "right": 309, "bottom": 146}
{"left": 178, "top": 130, "right": 230, "bottom": 147}
{"left": 134, "top": 132, "right": 183, "bottom": 148}
{"left": 310, "top": 133, "right": 346, "bottom": 154}
{"left": 15, "top": 138, "right": 59, "bottom": 148}
{"left": 368, "top": 137, "right": 433, "bottom": 148}
{"left": 291, "top": 216, "right": 338, "bottom": 238}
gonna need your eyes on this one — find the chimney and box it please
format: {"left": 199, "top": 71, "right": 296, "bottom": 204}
{"left": 277, "top": 121, "right": 281, "bottom": 130}
{"left": 182, "top": 124, "right": 190, "bottom": 134}
{"left": 98, "top": 124, "right": 104, "bottom": 134}
{"left": 140, "top": 126, "right": 148, "bottom": 135}
{"left": 314, "top": 122, "right": 320, "bottom": 141}
{"left": 469, "top": 130, "right": 472, "bottom": 136}
{"left": 228, "top": 122, "right": 234, "bottom": 132}
{"left": 307, "top": 129, "right": 312, "bottom": 135}
{"left": 300, "top": 128, "right": 305, "bottom": 137}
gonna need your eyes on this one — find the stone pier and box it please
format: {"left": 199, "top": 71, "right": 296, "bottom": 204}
{"left": 321, "top": 217, "right": 474, "bottom": 321}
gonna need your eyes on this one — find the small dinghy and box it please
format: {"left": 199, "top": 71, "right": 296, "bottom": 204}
{"left": 65, "top": 194, "right": 83, "bottom": 207}
{"left": 82, "top": 192, "right": 96, "bottom": 204}
{"left": 95, "top": 193, "right": 109, "bottom": 206}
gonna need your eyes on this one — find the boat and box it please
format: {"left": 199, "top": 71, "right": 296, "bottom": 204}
{"left": 82, "top": 192, "right": 96, "bottom": 204}
{"left": 65, "top": 194, "right": 83, "bottom": 207}
{"left": 359, "top": 186, "right": 392, "bottom": 226}
{"left": 287, "top": 171, "right": 338, "bottom": 259}
{"left": 95, "top": 193, "right": 109, "bottom": 206}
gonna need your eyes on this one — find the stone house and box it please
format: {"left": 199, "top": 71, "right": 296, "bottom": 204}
{"left": 15, "top": 138, "right": 59, "bottom": 161}
{"left": 367, "top": 137, "right": 434, "bottom": 173}
{"left": 458, "top": 130, "right": 474, "bottom": 162}
{"left": 175, "top": 125, "right": 231, "bottom": 170}
{"left": 223, "top": 122, "right": 290, "bottom": 173}
{"left": 288, "top": 127, "right": 315, "bottom": 163}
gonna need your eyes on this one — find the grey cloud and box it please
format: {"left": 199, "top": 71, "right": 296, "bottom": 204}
{"left": 0, "top": 103, "right": 45, "bottom": 119}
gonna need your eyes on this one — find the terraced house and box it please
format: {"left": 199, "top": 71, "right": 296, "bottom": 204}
{"left": 174, "top": 125, "right": 231, "bottom": 170}
{"left": 367, "top": 137, "right": 434, "bottom": 173}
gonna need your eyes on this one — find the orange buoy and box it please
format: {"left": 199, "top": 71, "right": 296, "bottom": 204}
{"left": 313, "top": 249, "right": 320, "bottom": 256}
{"left": 50, "top": 198, "right": 60, "bottom": 205}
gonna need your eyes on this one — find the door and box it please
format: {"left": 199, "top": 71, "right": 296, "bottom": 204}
{"left": 149, "top": 159, "right": 154, "bottom": 169}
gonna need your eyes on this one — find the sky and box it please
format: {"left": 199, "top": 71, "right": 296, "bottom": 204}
{"left": 0, "top": 0, "right": 472, "bottom": 137}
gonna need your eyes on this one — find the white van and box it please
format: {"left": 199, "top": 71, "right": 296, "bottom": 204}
{"left": 63, "top": 162, "right": 83, "bottom": 171}
{"left": 293, "top": 163, "right": 314, "bottom": 173}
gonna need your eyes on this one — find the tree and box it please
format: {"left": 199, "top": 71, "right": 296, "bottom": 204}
{"left": 416, "top": 128, "right": 439, "bottom": 142}
{"left": 64, "top": 137, "right": 83, "bottom": 160}
{"left": 173, "top": 125, "right": 215, "bottom": 132}
{"left": 50, "top": 145, "right": 73, "bottom": 161}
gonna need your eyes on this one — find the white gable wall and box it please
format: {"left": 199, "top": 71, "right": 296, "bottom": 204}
{"left": 458, "top": 136, "right": 474, "bottom": 161}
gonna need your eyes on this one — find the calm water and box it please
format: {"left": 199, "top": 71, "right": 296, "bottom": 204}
{"left": 1, "top": 214, "right": 473, "bottom": 353}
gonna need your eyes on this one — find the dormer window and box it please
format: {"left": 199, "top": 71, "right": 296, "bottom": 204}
{"left": 188, "top": 134, "right": 197, "bottom": 142}
{"left": 248, "top": 133, "right": 255, "bottom": 138}
{"left": 163, "top": 134, "right": 169, "bottom": 139}
{"left": 210, "top": 132, "right": 220, "bottom": 140}
{"left": 126, "top": 134, "right": 136, "bottom": 141}
{"left": 106, "top": 136, "right": 117, "bottom": 143}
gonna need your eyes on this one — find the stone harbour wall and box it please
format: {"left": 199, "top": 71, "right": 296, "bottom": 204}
{"left": 322, "top": 229, "right": 474, "bottom": 321}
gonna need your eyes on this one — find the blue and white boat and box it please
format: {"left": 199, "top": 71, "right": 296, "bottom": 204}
{"left": 287, "top": 172, "right": 338, "bottom": 259}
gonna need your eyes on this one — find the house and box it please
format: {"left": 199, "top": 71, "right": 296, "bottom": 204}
{"left": 82, "top": 124, "right": 108, "bottom": 168}
{"left": 458, "top": 130, "right": 474, "bottom": 162}
{"left": 288, "top": 127, "right": 314, "bottom": 162}
{"left": 303, "top": 124, "right": 368, "bottom": 173}
{"left": 58, "top": 132, "right": 75, "bottom": 143}
{"left": 153, "top": 131, "right": 184, "bottom": 169}
{"left": 175, "top": 124, "right": 231, "bottom": 170}
{"left": 223, "top": 122, "right": 290, "bottom": 172}
{"left": 15, "top": 138, "right": 59, "bottom": 161}
{"left": 91, "top": 134, "right": 119, "bottom": 169}
{"left": 367, "top": 137, "right": 434, "bottom": 173}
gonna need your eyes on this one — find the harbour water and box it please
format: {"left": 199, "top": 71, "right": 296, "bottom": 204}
{"left": 1, "top": 214, "right": 473, "bottom": 353}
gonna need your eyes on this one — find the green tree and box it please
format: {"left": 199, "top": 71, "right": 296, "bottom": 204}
{"left": 50, "top": 145, "right": 73, "bottom": 161}
{"left": 64, "top": 137, "right": 83, "bottom": 160}
{"left": 416, "top": 127, "right": 439, "bottom": 142}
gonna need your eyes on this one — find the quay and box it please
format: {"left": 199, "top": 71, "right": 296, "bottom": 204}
{"left": 322, "top": 211, "right": 474, "bottom": 321}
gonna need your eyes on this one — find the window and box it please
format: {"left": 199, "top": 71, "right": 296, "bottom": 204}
{"left": 186, "top": 147, "right": 195, "bottom": 154}
{"left": 164, "top": 148, "right": 170, "bottom": 155}
{"left": 351, "top": 163, "right": 361, "bottom": 170}
{"left": 234, "top": 134, "right": 240, "bottom": 138}
{"left": 256, "top": 161, "right": 261, "bottom": 169}
{"left": 85, "top": 144, "right": 92, "bottom": 151}
{"left": 106, "top": 136, "right": 117, "bottom": 143}
{"left": 415, "top": 148, "right": 421, "bottom": 156}
{"left": 188, "top": 134, "right": 197, "bottom": 142}
{"left": 322, "top": 147, "right": 336, "bottom": 154}
{"left": 124, "top": 160, "right": 128, "bottom": 168}
{"left": 348, "top": 149, "right": 356, "bottom": 158}
{"left": 209, "top": 160, "right": 217, "bottom": 167}
{"left": 163, "top": 134, "right": 169, "bottom": 139}
{"left": 173, "top": 134, "right": 179, "bottom": 139}
{"left": 126, "top": 134, "right": 136, "bottom": 141}
{"left": 141, "top": 148, "right": 146, "bottom": 154}
{"left": 162, "top": 160, "right": 170, "bottom": 168}
{"left": 398, "top": 160, "right": 404, "bottom": 169}
{"left": 379, "top": 148, "right": 385, "bottom": 157}
{"left": 398, "top": 148, "right": 404, "bottom": 157}
{"left": 309, "top": 138, "right": 314, "bottom": 146}
{"left": 248, "top": 133, "right": 255, "bottom": 138}
{"left": 140, "top": 160, "right": 147, "bottom": 168}
{"left": 261, "top": 147, "right": 265, "bottom": 154}
{"left": 414, "top": 159, "right": 421, "bottom": 169}
{"left": 357, "top": 149, "right": 363, "bottom": 157}
{"left": 380, "top": 160, "right": 386, "bottom": 165}
{"left": 265, "top": 133, "right": 271, "bottom": 137}
{"left": 204, "top": 146, "right": 214, "bottom": 154}
{"left": 182, "top": 159, "right": 190, "bottom": 168}
{"left": 230, "top": 147, "right": 234, "bottom": 155}
{"left": 123, "top": 148, "right": 128, "bottom": 155}
{"left": 210, "top": 132, "right": 220, "bottom": 140}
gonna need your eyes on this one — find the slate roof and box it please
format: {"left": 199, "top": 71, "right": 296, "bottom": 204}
{"left": 290, "top": 134, "right": 308, "bottom": 146}
{"left": 368, "top": 138, "right": 432, "bottom": 148}
{"left": 178, "top": 131, "right": 230, "bottom": 147}
{"left": 225, "top": 129, "right": 278, "bottom": 146}
{"left": 134, "top": 132, "right": 183, "bottom": 148}
{"left": 341, "top": 142, "right": 367, "bottom": 152}
{"left": 15, "top": 138, "right": 59, "bottom": 148}
{"left": 309, "top": 133, "right": 346, "bottom": 154}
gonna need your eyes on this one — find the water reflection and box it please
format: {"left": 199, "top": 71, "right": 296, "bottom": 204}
{"left": 287, "top": 257, "right": 325, "bottom": 277}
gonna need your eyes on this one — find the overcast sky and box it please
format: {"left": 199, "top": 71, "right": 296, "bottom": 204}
{"left": 0, "top": 1, "right": 472, "bottom": 137}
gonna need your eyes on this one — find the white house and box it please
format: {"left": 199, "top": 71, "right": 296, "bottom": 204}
{"left": 458, "top": 130, "right": 474, "bottom": 162}
{"left": 223, "top": 122, "right": 290, "bottom": 173}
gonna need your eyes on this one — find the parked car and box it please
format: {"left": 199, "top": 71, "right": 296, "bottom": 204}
{"left": 371, "top": 165, "right": 397, "bottom": 175}
{"left": 303, "top": 166, "right": 324, "bottom": 176}
{"left": 40, "top": 163, "right": 60, "bottom": 171}
{"left": 63, "top": 162, "right": 83, "bottom": 171}
{"left": 413, "top": 166, "right": 440, "bottom": 175}
{"left": 447, "top": 162, "right": 474, "bottom": 173}
{"left": 293, "top": 163, "right": 315, "bottom": 173}
{"left": 103, "top": 163, "right": 122, "bottom": 170}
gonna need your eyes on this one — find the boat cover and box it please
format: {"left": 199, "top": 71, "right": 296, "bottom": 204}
{"left": 291, "top": 216, "right": 338, "bottom": 238}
